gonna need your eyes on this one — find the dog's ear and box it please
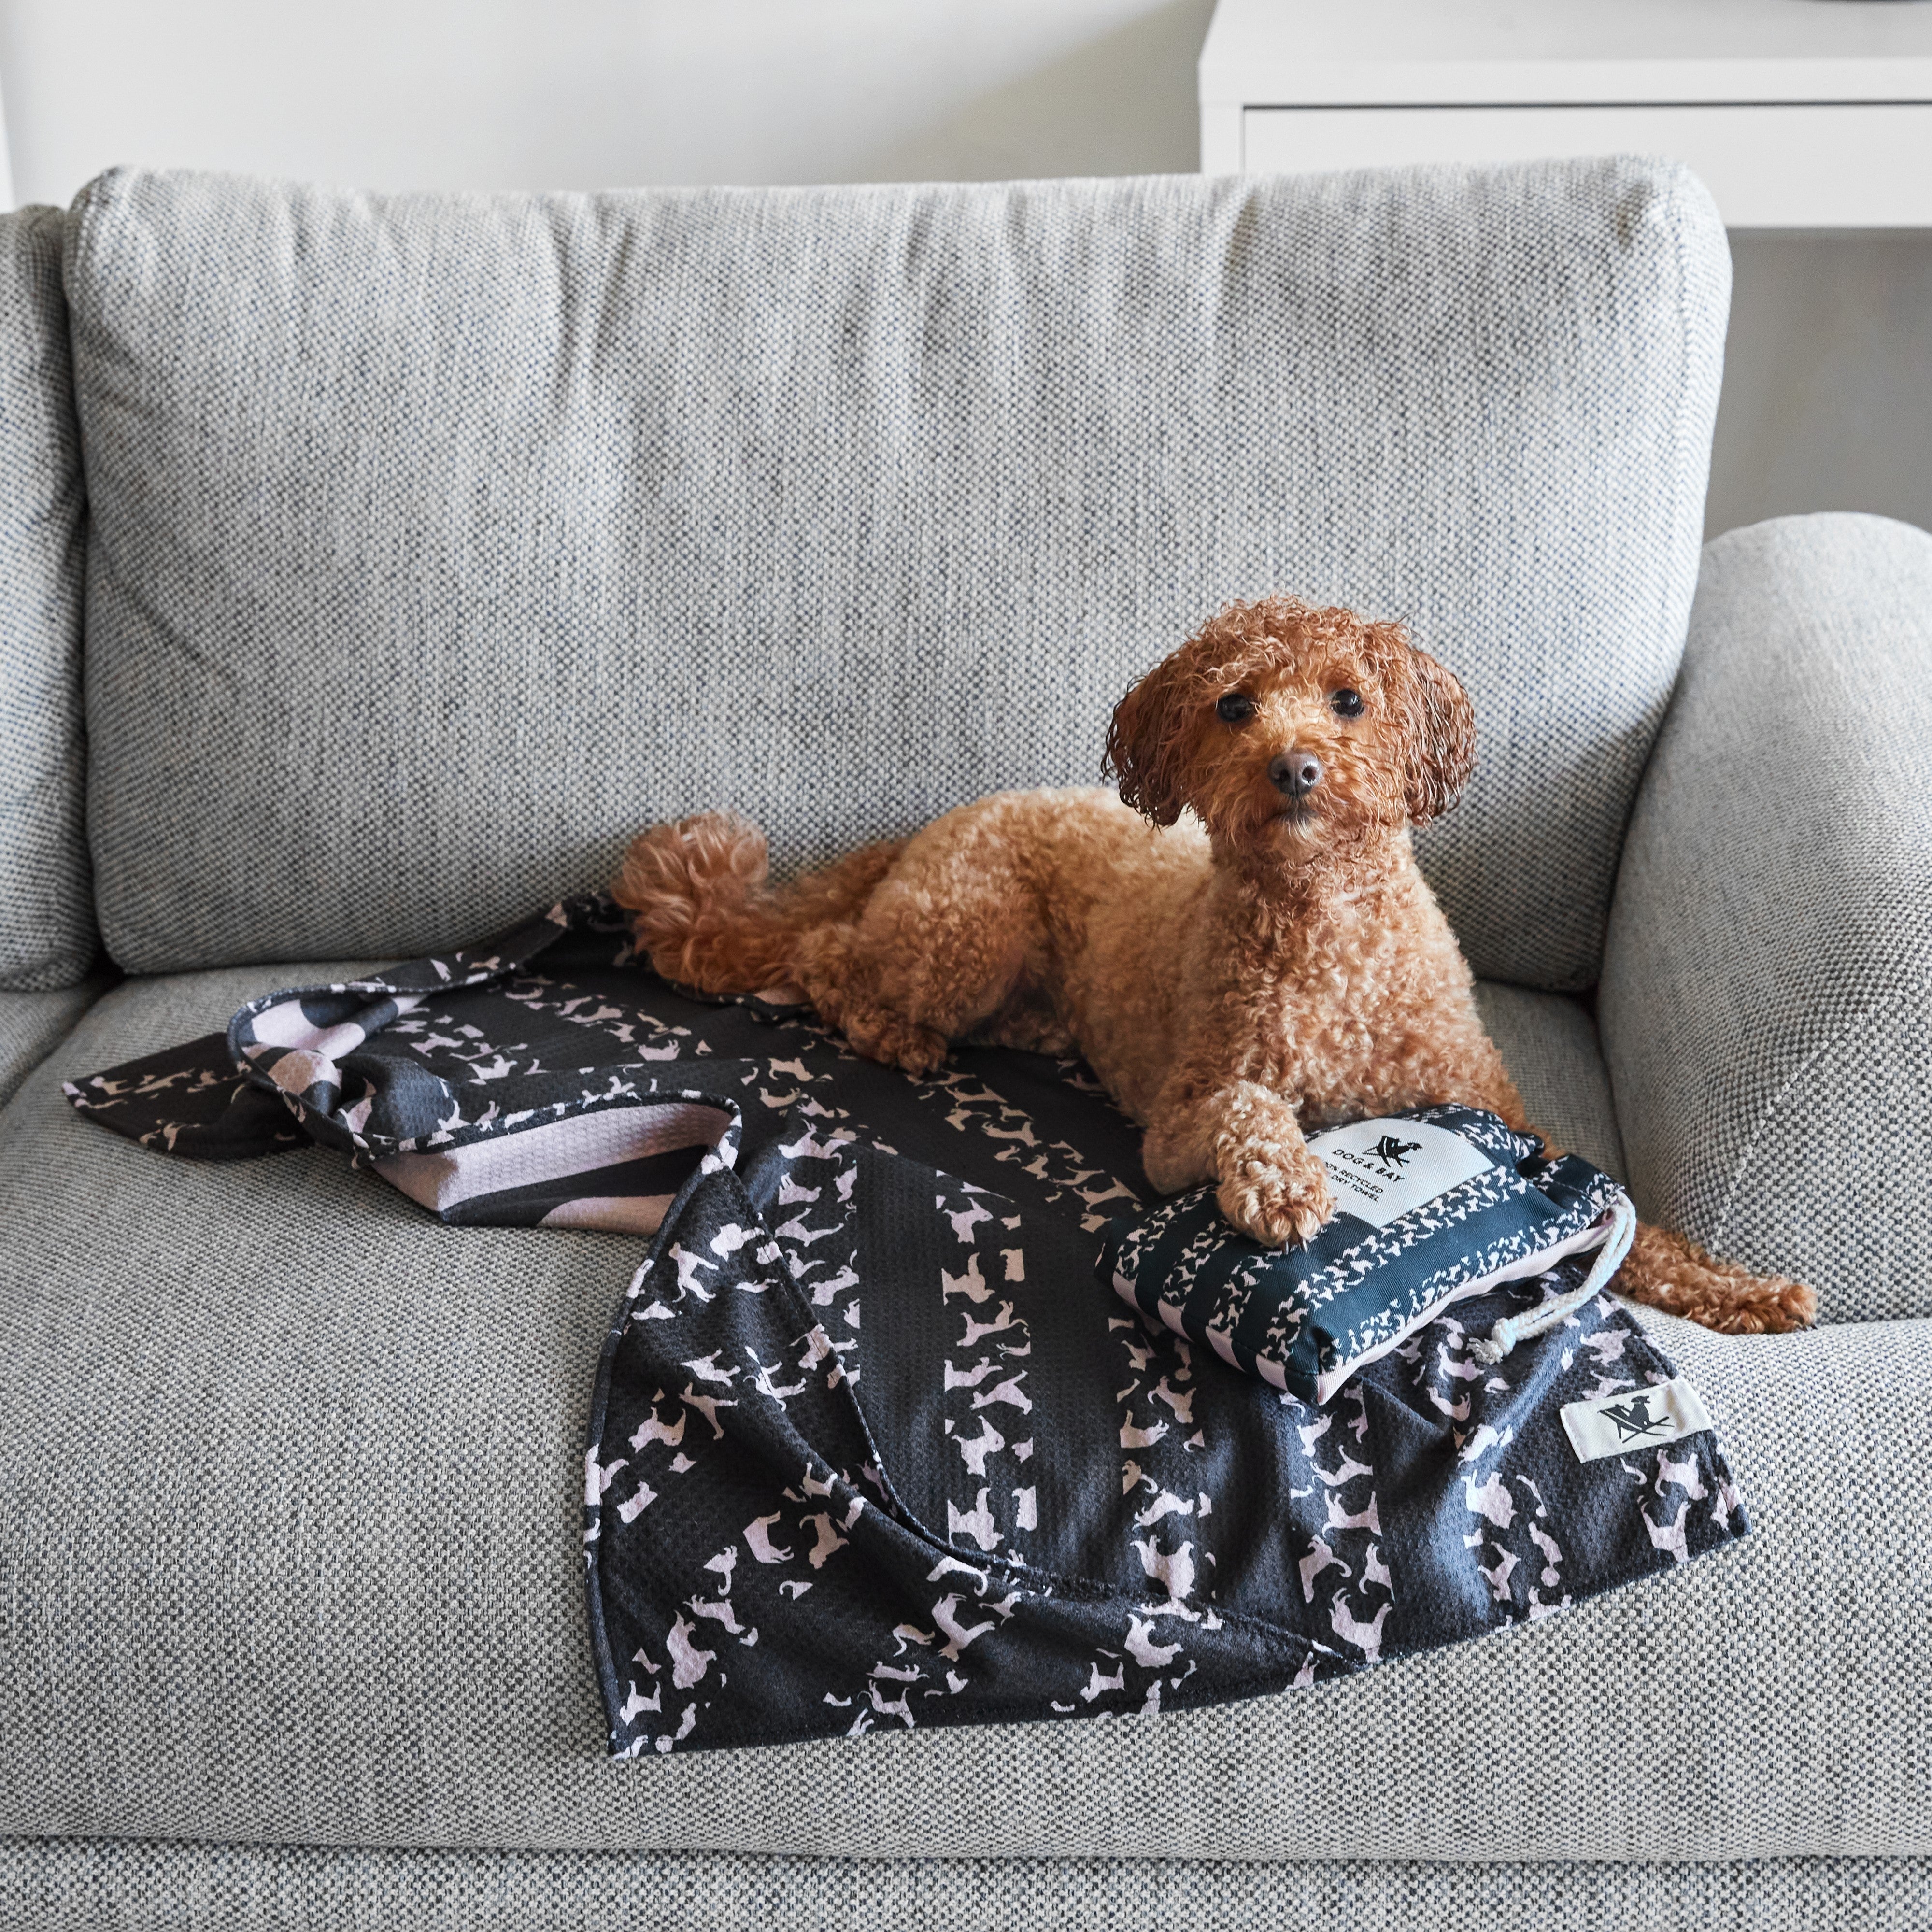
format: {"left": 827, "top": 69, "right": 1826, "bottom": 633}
{"left": 1396, "top": 638, "right": 1477, "bottom": 825}
{"left": 1104, "top": 653, "right": 1191, "bottom": 826}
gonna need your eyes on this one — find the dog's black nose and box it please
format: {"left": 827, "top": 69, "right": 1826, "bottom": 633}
{"left": 1269, "top": 749, "right": 1324, "bottom": 798}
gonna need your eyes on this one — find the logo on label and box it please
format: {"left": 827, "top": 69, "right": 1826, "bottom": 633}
{"left": 1561, "top": 1376, "right": 1717, "bottom": 1464}
{"left": 1598, "top": 1393, "right": 1673, "bottom": 1443}
{"left": 1305, "top": 1117, "right": 1492, "bottom": 1229}
{"left": 1367, "top": 1134, "right": 1421, "bottom": 1177}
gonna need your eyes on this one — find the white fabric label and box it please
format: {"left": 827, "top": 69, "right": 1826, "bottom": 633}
{"left": 1562, "top": 1376, "right": 1715, "bottom": 1463}
{"left": 1305, "top": 1116, "right": 1493, "bottom": 1229}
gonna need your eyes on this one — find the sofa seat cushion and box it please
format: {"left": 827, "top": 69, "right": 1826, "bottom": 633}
{"left": 1, "top": 965, "right": 1916, "bottom": 1861}
{"left": 0, "top": 981, "right": 99, "bottom": 1110}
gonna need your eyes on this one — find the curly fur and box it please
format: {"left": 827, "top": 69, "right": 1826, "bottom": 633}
{"left": 618, "top": 594, "right": 1816, "bottom": 1335}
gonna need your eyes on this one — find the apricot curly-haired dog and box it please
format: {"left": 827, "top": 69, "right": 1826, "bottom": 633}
{"left": 616, "top": 596, "right": 1816, "bottom": 1335}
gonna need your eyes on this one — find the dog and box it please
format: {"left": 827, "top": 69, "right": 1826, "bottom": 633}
{"left": 614, "top": 595, "right": 1817, "bottom": 1335}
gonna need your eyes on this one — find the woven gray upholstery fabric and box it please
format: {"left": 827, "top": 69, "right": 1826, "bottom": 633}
{"left": 5, "top": 1843, "right": 1930, "bottom": 1932}
{"left": 1601, "top": 514, "right": 1932, "bottom": 1323}
{"left": 0, "top": 981, "right": 97, "bottom": 1110}
{"left": 67, "top": 160, "right": 1727, "bottom": 988}
{"left": 0, "top": 206, "right": 92, "bottom": 992}
{"left": 1, "top": 965, "right": 1924, "bottom": 1862}
{"left": 1473, "top": 980, "right": 1625, "bottom": 1181}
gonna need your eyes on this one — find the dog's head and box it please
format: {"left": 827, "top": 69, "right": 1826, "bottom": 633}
{"left": 1103, "top": 596, "right": 1475, "bottom": 858}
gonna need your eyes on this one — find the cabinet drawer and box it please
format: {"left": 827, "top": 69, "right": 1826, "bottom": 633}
{"left": 1241, "top": 102, "right": 1932, "bottom": 225}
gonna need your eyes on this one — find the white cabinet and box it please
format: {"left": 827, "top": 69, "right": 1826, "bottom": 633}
{"left": 1201, "top": 0, "right": 1932, "bottom": 227}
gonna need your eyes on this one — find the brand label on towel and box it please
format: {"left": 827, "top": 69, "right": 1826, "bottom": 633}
{"left": 1306, "top": 1115, "right": 1492, "bottom": 1229}
{"left": 1561, "top": 1376, "right": 1715, "bottom": 1463}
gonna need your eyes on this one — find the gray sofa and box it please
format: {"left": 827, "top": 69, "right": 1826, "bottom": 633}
{"left": 1, "top": 158, "right": 1927, "bottom": 1930}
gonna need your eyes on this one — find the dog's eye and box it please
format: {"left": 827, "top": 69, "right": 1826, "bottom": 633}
{"left": 1215, "top": 692, "right": 1255, "bottom": 724}
{"left": 1331, "top": 689, "right": 1364, "bottom": 718}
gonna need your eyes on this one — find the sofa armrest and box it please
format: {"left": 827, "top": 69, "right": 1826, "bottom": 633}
{"left": 1599, "top": 513, "right": 1932, "bottom": 1323}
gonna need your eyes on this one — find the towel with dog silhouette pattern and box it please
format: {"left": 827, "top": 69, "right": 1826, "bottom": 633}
{"left": 65, "top": 895, "right": 1748, "bottom": 1756}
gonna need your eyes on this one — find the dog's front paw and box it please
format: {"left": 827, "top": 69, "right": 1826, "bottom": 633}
{"left": 1216, "top": 1145, "right": 1334, "bottom": 1248}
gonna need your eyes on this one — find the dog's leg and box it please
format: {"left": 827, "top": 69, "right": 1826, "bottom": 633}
{"left": 972, "top": 989, "right": 1076, "bottom": 1057}
{"left": 1144, "top": 1077, "right": 1334, "bottom": 1248}
{"left": 1612, "top": 1223, "right": 1817, "bottom": 1334}
{"left": 795, "top": 921, "right": 954, "bottom": 1079}
{"left": 793, "top": 815, "right": 1045, "bottom": 1081}
{"left": 1212, "top": 1083, "right": 1335, "bottom": 1248}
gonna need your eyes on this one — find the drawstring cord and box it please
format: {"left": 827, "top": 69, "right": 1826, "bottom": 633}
{"left": 1471, "top": 1194, "right": 1638, "bottom": 1365}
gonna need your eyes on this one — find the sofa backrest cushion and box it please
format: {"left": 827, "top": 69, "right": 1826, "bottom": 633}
{"left": 0, "top": 205, "right": 93, "bottom": 991}
{"left": 66, "top": 161, "right": 1726, "bottom": 988}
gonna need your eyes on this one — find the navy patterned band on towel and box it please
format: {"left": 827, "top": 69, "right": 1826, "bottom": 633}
{"left": 64, "top": 895, "right": 1749, "bottom": 1756}
{"left": 1101, "top": 1107, "right": 1633, "bottom": 1404}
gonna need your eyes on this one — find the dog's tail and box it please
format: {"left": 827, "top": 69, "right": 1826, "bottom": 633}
{"left": 612, "top": 810, "right": 903, "bottom": 997}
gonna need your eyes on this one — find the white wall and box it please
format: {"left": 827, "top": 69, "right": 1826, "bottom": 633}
{"left": 1, "top": 0, "right": 1924, "bottom": 539}
{"left": 0, "top": 0, "right": 1211, "bottom": 206}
